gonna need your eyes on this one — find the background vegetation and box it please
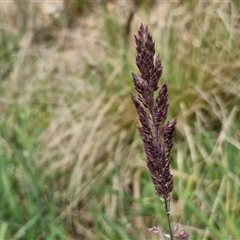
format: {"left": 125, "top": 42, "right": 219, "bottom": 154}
{"left": 0, "top": 1, "right": 240, "bottom": 239}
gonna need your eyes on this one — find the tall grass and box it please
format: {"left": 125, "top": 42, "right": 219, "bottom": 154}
{"left": 0, "top": 1, "right": 240, "bottom": 239}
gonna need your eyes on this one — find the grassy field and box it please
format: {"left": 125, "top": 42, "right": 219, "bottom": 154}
{"left": 0, "top": 1, "right": 240, "bottom": 239}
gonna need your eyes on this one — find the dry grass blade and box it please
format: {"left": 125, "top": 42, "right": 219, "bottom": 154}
{"left": 210, "top": 106, "right": 238, "bottom": 160}
{"left": 203, "top": 175, "right": 227, "bottom": 239}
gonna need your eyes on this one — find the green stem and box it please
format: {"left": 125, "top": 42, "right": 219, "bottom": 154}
{"left": 163, "top": 196, "right": 173, "bottom": 240}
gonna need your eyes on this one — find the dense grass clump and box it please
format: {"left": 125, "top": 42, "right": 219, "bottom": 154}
{"left": 0, "top": 1, "right": 240, "bottom": 239}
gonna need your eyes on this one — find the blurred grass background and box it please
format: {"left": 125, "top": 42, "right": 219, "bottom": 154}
{"left": 0, "top": 1, "right": 240, "bottom": 239}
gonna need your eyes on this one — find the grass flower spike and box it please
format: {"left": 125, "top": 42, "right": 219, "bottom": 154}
{"left": 131, "top": 24, "right": 188, "bottom": 239}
